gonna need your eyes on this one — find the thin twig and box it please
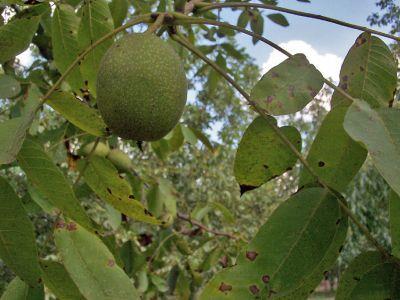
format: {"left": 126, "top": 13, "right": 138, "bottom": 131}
{"left": 177, "top": 212, "right": 238, "bottom": 240}
{"left": 73, "top": 137, "right": 100, "bottom": 187}
{"left": 146, "top": 13, "right": 166, "bottom": 34}
{"left": 195, "top": 2, "right": 400, "bottom": 42}
{"left": 48, "top": 132, "right": 89, "bottom": 151}
{"left": 170, "top": 32, "right": 391, "bottom": 260}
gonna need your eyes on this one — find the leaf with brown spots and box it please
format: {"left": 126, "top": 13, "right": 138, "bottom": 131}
{"left": 234, "top": 116, "right": 301, "bottom": 194}
{"left": 250, "top": 53, "right": 324, "bottom": 115}
{"left": 55, "top": 222, "right": 139, "bottom": 299}
{"left": 199, "top": 188, "right": 343, "bottom": 299}
{"left": 78, "top": 156, "right": 161, "bottom": 225}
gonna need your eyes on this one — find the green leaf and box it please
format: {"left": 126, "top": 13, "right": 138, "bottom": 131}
{"left": 299, "top": 105, "right": 367, "bottom": 192}
{"left": 108, "top": 0, "right": 128, "bottom": 28}
{"left": 0, "top": 17, "right": 40, "bottom": 63}
{"left": 51, "top": 4, "right": 84, "bottom": 91}
{"left": 209, "top": 202, "right": 235, "bottom": 224}
{"left": 199, "top": 187, "right": 342, "bottom": 299}
{"left": 276, "top": 205, "right": 348, "bottom": 299}
{"left": 251, "top": 54, "right": 324, "bottom": 115}
{"left": 0, "top": 86, "right": 41, "bottom": 165}
{"left": 17, "top": 138, "right": 94, "bottom": 231}
{"left": 344, "top": 100, "right": 400, "bottom": 196}
{"left": 332, "top": 32, "right": 397, "bottom": 108}
{"left": 164, "top": 124, "right": 184, "bottom": 153}
{"left": 234, "top": 116, "right": 301, "bottom": 194}
{"left": 40, "top": 260, "right": 85, "bottom": 300}
{"left": 189, "top": 126, "right": 214, "bottom": 151}
{"left": 267, "top": 13, "right": 289, "bottom": 27}
{"left": 237, "top": 11, "right": 250, "bottom": 28}
{"left": 220, "top": 43, "right": 244, "bottom": 60}
{"left": 78, "top": 156, "right": 161, "bottom": 225}
{"left": 336, "top": 251, "right": 400, "bottom": 299}
{"left": 181, "top": 125, "right": 198, "bottom": 145}
{"left": 0, "top": 277, "right": 43, "bottom": 300}
{"left": 54, "top": 221, "right": 139, "bottom": 300}
{"left": 0, "top": 176, "right": 41, "bottom": 286}
{"left": 0, "top": 74, "right": 21, "bottom": 98}
{"left": 46, "top": 91, "right": 107, "bottom": 136}
{"left": 78, "top": 0, "right": 114, "bottom": 96}
{"left": 250, "top": 10, "right": 263, "bottom": 45}
{"left": 390, "top": 191, "right": 400, "bottom": 258}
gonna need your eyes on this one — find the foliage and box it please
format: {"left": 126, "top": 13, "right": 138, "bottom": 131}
{"left": 0, "top": 0, "right": 399, "bottom": 299}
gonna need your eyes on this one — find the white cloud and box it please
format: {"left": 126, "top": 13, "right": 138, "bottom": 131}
{"left": 262, "top": 40, "right": 343, "bottom": 83}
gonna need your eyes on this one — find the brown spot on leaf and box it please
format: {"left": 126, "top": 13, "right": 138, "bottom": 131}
{"left": 266, "top": 95, "right": 275, "bottom": 104}
{"left": 271, "top": 71, "right": 279, "bottom": 78}
{"left": 66, "top": 222, "right": 77, "bottom": 231}
{"left": 144, "top": 209, "right": 153, "bottom": 217}
{"left": 107, "top": 188, "right": 112, "bottom": 194}
{"left": 262, "top": 274, "right": 270, "bottom": 283}
{"left": 219, "top": 282, "right": 232, "bottom": 293}
{"left": 55, "top": 221, "right": 66, "bottom": 229}
{"left": 249, "top": 284, "right": 260, "bottom": 295}
{"left": 342, "top": 75, "right": 349, "bottom": 82}
{"left": 107, "top": 259, "right": 115, "bottom": 267}
{"left": 360, "top": 66, "right": 365, "bottom": 72}
{"left": 219, "top": 255, "right": 229, "bottom": 268}
{"left": 246, "top": 251, "right": 258, "bottom": 261}
{"left": 341, "top": 83, "right": 348, "bottom": 90}
{"left": 129, "top": 195, "right": 134, "bottom": 199}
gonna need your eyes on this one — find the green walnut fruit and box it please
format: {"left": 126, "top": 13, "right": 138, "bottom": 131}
{"left": 106, "top": 149, "right": 133, "bottom": 172}
{"left": 97, "top": 33, "right": 187, "bottom": 141}
{"left": 80, "top": 141, "right": 110, "bottom": 157}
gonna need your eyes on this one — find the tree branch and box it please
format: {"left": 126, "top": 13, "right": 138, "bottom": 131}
{"left": 195, "top": 2, "right": 400, "bottom": 42}
{"left": 177, "top": 212, "right": 238, "bottom": 240}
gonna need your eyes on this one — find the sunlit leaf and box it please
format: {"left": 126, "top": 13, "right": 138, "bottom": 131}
{"left": 344, "top": 100, "right": 400, "bottom": 196}
{"left": 234, "top": 116, "right": 301, "bottom": 194}
{"left": 54, "top": 221, "right": 139, "bottom": 300}
{"left": 40, "top": 260, "right": 85, "bottom": 300}
{"left": 0, "top": 17, "right": 39, "bottom": 63}
{"left": 78, "top": 156, "right": 161, "bottom": 225}
{"left": 336, "top": 251, "right": 400, "bottom": 299}
{"left": 46, "top": 91, "right": 107, "bottom": 137}
{"left": 0, "top": 176, "right": 41, "bottom": 286}
{"left": 0, "top": 74, "right": 21, "bottom": 98}
{"left": 52, "top": 4, "right": 84, "bottom": 91}
{"left": 17, "top": 138, "right": 94, "bottom": 231}
{"left": 78, "top": 0, "right": 114, "bottom": 96}
{"left": 251, "top": 54, "right": 324, "bottom": 115}
{"left": 332, "top": 32, "right": 397, "bottom": 108}
{"left": 0, "top": 277, "right": 43, "bottom": 300}
{"left": 200, "top": 187, "right": 342, "bottom": 299}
